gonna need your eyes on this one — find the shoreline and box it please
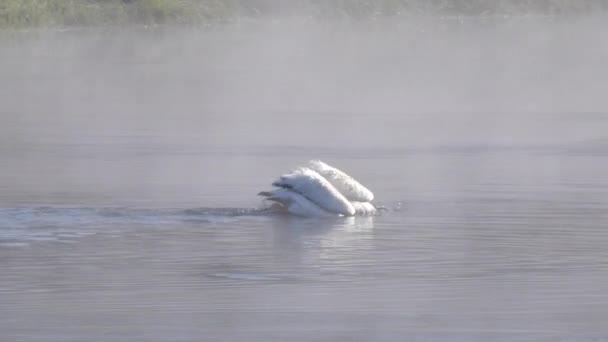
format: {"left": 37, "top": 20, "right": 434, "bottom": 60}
{"left": 2, "top": 0, "right": 608, "bottom": 30}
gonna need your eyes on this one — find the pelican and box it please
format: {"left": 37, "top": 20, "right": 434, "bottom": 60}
{"left": 308, "top": 160, "right": 374, "bottom": 202}
{"left": 258, "top": 160, "right": 376, "bottom": 217}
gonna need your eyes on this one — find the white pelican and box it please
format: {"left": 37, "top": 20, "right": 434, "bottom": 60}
{"left": 259, "top": 161, "right": 376, "bottom": 217}
{"left": 308, "top": 160, "right": 374, "bottom": 202}
{"left": 350, "top": 201, "right": 377, "bottom": 216}
{"left": 258, "top": 188, "right": 335, "bottom": 217}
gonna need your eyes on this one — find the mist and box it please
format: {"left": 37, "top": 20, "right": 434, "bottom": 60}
{"left": 2, "top": 13, "right": 607, "bottom": 208}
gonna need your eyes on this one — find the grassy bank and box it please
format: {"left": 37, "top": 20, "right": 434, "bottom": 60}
{"left": 1, "top": 0, "right": 607, "bottom": 29}
{"left": 0, "top": 0, "right": 241, "bottom": 29}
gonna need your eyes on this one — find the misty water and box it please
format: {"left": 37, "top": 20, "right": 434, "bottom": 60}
{"left": 2, "top": 15, "right": 608, "bottom": 341}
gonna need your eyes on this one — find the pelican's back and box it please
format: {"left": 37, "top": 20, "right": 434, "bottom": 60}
{"left": 272, "top": 167, "right": 356, "bottom": 216}
{"left": 308, "top": 160, "right": 374, "bottom": 202}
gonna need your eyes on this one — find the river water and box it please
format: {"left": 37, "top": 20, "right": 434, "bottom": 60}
{"left": 1, "top": 16, "right": 608, "bottom": 341}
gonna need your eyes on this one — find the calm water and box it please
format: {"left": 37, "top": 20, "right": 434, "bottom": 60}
{"left": 2, "top": 17, "right": 608, "bottom": 341}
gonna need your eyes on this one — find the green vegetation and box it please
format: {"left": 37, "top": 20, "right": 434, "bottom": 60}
{"left": 311, "top": 0, "right": 608, "bottom": 17}
{"left": 1, "top": 0, "right": 607, "bottom": 29}
{"left": 0, "top": 0, "right": 240, "bottom": 29}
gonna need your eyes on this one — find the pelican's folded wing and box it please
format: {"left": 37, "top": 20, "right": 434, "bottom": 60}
{"left": 351, "top": 201, "right": 377, "bottom": 216}
{"left": 308, "top": 160, "right": 374, "bottom": 202}
{"left": 259, "top": 188, "right": 335, "bottom": 217}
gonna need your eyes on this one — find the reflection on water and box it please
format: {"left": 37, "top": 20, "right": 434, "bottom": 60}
{"left": 2, "top": 17, "right": 608, "bottom": 342}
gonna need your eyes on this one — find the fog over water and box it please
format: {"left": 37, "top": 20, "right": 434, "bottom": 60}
{"left": 1, "top": 10, "right": 608, "bottom": 342}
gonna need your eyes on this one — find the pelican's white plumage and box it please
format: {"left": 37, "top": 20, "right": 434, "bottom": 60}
{"left": 308, "top": 160, "right": 374, "bottom": 202}
{"left": 272, "top": 167, "right": 356, "bottom": 216}
{"left": 258, "top": 188, "right": 335, "bottom": 217}
{"left": 351, "top": 201, "right": 377, "bottom": 216}
{"left": 259, "top": 160, "right": 375, "bottom": 217}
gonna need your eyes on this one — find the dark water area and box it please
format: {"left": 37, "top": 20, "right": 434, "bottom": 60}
{"left": 1, "top": 16, "right": 608, "bottom": 341}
